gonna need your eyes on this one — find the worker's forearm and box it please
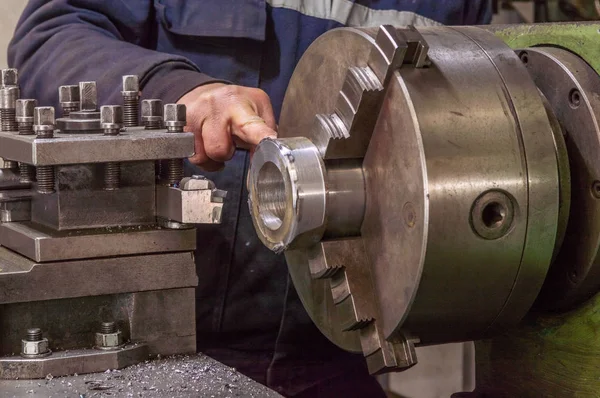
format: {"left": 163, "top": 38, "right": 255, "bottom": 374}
{"left": 7, "top": 0, "right": 220, "bottom": 108}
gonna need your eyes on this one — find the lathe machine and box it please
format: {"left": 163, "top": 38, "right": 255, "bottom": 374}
{"left": 0, "top": 20, "right": 599, "bottom": 397}
{"left": 247, "top": 22, "right": 600, "bottom": 396}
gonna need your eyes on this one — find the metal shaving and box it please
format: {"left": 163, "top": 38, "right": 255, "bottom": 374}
{"left": 0, "top": 353, "right": 282, "bottom": 397}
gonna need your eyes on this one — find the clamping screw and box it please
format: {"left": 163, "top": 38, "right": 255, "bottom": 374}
{"left": 163, "top": 103, "right": 186, "bottom": 186}
{"left": 34, "top": 106, "right": 56, "bottom": 194}
{"left": 79, "top": 81, "right": 98, "bottom": 112}
{"left": 0, "top": 86, "right": 19, "bottom": 131}
{"left": 0, "top": 68, "right": 18, "bottom": 88}
{"left": 15, "top": 99, "right": 37, "bottom": 183}
{"left": 122, "top": 75, "right": 140, "bottom": 127}
{"left": 100, "top": 105, "right": 124, "bottom": 190}
{"left": 141, "top": 99, "right": 163, "bottom": 129}
{"left": 58, "top": 85, "right": 80, "bottom": 117}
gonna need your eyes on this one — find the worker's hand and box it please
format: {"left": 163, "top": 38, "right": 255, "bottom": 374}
{"left": 177, "top": 83, "right": 278, "bottom": 171}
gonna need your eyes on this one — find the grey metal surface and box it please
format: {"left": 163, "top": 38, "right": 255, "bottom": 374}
{"left": 0, "top": 354, "right": 282, "bottom": 397}
{"left": 31, "top": 162, "right": 155, "bottom": 230}
{"left": 248, "top": 137, "right": 327, "bottom": 253}
{"left": 0, "top": 344, "right": 148, "bottom": 379}
{"left": 0, "top": 247, "right": 197, "bottom": 304}
{"left": 156, "top": 184, "right": 224, "bottom": 225}
{"left": 79, "top": 81, "right": 98, "bottom": 112}
{"left": 0, "top": 288, "right": 197, "bottom": 357}
{"left": 249, "top": 25, "right": 564, "bottom": 373}
{"left": 522, "top": 47, "right": 600, "bottom": 310}
{"left": 0, "top": 222, "right": 196, "bottom": 262}
{"left": 0, "top": 127, "right": 194, "bottom": 165}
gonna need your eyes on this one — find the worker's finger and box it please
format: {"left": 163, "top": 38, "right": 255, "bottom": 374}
{"left": 202, "top": 113, "right": 237, "bottom": 163}
{"left": 251, "top": 89, "right": 278, "bottom": 132}
{"left": 229, "top": 101, "right": 277, "bottom": 146}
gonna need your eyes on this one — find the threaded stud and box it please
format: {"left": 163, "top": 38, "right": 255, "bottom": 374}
{"left": 26, "top": 328, "right": 43, "bottom": 342}
{"left": 20, "top": 163, "right": 35, "bottom": 183}
{"left": 104, "top": 162, "right": 120, "bottom": 190}
{"left": 36, "top": 166, "right": 55, "bottom": 194}
{"left": 100, "top": 322, "right": 117, "bottom": 334}
{"left": 1, "top": 108, "right": 17, "bottom": 131}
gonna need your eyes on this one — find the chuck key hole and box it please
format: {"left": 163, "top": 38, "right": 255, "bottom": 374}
{"left": 481, "top": 201, "right": 506, "bottom": 229}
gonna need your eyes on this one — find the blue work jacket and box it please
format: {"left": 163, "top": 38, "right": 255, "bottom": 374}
{"left": 9, "top": 1, "right": 492, "bottom": 395}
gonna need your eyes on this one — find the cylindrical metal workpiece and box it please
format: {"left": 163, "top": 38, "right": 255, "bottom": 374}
{"left": 34, "top": 106, "right": 56, "bottom": 193}
{"left": 0, "top": 86, "right": 20, "bottom": 131}
{"left": 122, "top": 75, "right": 140, "bottom": 127}
{"left": 141, "top": 99, "right": 163, "bottom": 129}
{"left": 59, "top": 85, "right": 80, "bottom": 117}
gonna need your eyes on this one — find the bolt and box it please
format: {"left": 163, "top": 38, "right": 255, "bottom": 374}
{"left": 95, "top": 321, "right": 123, "bottom": 350}
{"left": 19, "top": 163, "right": 35, "bottom": 184}
{"left": 16, "top": 99, "right": 36, "bottom": 135}
{"left": 34, "top": 106, "right": 55, "bottom": 194}
{"left": 101, "top": 105, "right": 123, "bottom": 135}
{"left": 164, "top": 103, "right": 186, "bottom": 132}
{"left": 15, "top": 101, "right": 37, "bottom": 184}
{"left": 79, "top": 81, "right": 98, "bottom": 112}
{"left": 141, "top": 99, "right": 163, "bottom": 129}
{"left": 122, "top": 75, "right": 140, "bottom": 127}
{"left": 26, "top": 328, "right": 43, "bottom": 342}
{"left": 34, "top": 106, "right": 55, "bottom": 139}
{"left": 100, "top": 105, "right": 123, "bottom": 190}
{"left": 58, "top": 85, "right": 80, "bottom": 117}
{"left": 1, "top": 69, "right": 18, "bottom": 88}
{"left": 0, "top": 86, "right": 19, "bottom": 131}
{"left": 21, "top": 328, "right": 51, "bottom": 358}
{"left": 100, "top": 321, "right": 117, "bottom": 334}
{"left": 163, "top": 103, "right": 186, "bottom": 186}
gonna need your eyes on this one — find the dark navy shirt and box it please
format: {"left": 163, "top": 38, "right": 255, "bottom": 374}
{"left": 9, "top": 1, "right": 492, "bottom": 395}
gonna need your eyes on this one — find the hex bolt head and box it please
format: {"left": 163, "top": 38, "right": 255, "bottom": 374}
{"left": 164, "top": 103, "right": 186, "bottom": 130}
{"left": 21, "top": 328, "right": 51, "bottom": 358}
{"left": 0, "top": 68, "right": 18, "bottom": 87}
{"left": 33, "top": 106, "right": 55, "bottom": 137}
{"left": 122, "top": 75, "right": 140, "bottom": 96}
{"left": 142, "top": 99, "right": 163, "bottom": 119}
{"left": 141, "top": 99, "right": 163, "bottom": 129}
{"left": 95, "top": 331, "right": 123, "bottom": 349}
{"left": 101, "top": 105, "right": 123, "bottom": 132}
{"left": 59, "top": 85, "right": 80, "bottom": 105}
{"left": 79, "top": 81, "right": 98, "bottom": 112}
{"left": 16, "top": 99, "right": 37, "bottom": 123}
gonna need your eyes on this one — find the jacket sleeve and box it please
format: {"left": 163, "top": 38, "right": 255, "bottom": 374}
{"left": 8, "top": 0, "right": 222, "bottom": 110}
